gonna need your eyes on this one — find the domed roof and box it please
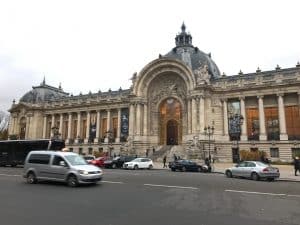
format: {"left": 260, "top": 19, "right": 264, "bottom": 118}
{"left": 164, "top": 23, "right": 221, "bottom": 79}
{"left": 20, "top": 79, "right": 69, "bottom": 104}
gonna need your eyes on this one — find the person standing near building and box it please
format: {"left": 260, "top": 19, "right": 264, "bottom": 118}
{"left": 294, "top": 156, "right": 300, "bottom": 176}
{"left": 163, "top": 155, "right": 167, "bottom": 168}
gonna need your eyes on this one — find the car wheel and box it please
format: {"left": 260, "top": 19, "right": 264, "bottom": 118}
{"left": 27, "top": 172, "right": 37, "bottom": 184}
{"left": 171, "top": 168, "right": 176, "bottom": 172}
{"left": 67, "top": 175, "right": 78, "bottom": 187}
{"left": 225, "top": 170, "right": 232, "bottom": 178}
{"left": 134, "top": 165, "right": 138, "bottom": 170}
{"left": 148, "top": 165, "right": 153, "bottom": 170}
{"left": 267, "top": 178, "right": 275, "bottom": 182}
{"left": 112, "top": 163, "right": 117, "bottom": 169}
{"left": 251, "top": 172, "right": 260, "bottom": 181}
{"left": 181, "top": 166, "right": 187, "bottom": 172}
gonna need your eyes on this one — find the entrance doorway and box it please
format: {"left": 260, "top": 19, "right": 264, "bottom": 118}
{"left": 167, "top": 120, "right": 178, "bottom": 145}
{"left": 159, "top": 98, "right": 182, "bottom": 145}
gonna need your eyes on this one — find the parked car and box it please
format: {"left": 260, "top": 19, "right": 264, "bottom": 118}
{"left": 23, "top": 151, "right": 103, "bottom": 187}
{"left": 225, "top": 161, "right": 280, "bottom": 181}
{"left": 83, "top": 155, "right": 95, "bottom": 163}
{"left": 123, "top": 157, "right": 153, "bottom": 170}
{"left": 90, "top": 157, "right": 109, "bottom": 167}
{"left": 104, "top": 156, "right": 136, "bottom": 169}
{"left": 169, "top": 159, "right": 211, "bottom": 172}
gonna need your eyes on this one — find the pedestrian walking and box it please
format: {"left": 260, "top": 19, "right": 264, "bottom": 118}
{"left": 173, "top": 154, "right": 177, "bottom": 161}
{"left": 163, "top": 155, "right": 167, "bottom": 168}
{"left": 294, "top": 156, "right": 300, "bottom": 176}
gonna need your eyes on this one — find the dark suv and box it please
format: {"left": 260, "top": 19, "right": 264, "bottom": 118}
{"left": 104, "top": 156, "right": 136, "bottom": 169}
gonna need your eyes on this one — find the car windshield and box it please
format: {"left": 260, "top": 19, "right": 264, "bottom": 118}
{"left": 130, "top": 158, "right": 140, "bottom": 162}
{"left": 65, "top": 155, "right": 87, "bottom": 166}
{"left": 84, "top": 156, "right": 94, "bottom": 160}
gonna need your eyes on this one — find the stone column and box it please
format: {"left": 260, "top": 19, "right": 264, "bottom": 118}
{"left": 223, "top": 99, "right": 229, "bottom": 136}
{"left": 278, "top": 94, "right": 288, "bottom": 140}
{"left": 258, "top": 96, "right": 267, "bottom": 140}
{"left": 42, "top": 115, "right": 47, "bottom": 139}
{"left": 187, "top": 99, "right": 192, "bottom": 134}
{"left": 51, "top": 114, "right": 55, "bottom": 137}
{"left": 136, "top": 103, "right": 141, "bottom": 135}
{"left": 105, "top": 109, "right": 111, "bottom": 143}
{"left": 25, "top": 115, "right": 30, "bottom": 139}
{"left": 59, "top": 114, "right": 63, "bottom": 136}
{"left": 129, "top": 103, "right": 135, "bottom": 136}
{"left": 85, "top": 111, "right": 91, "bottom": 143}
{"left": 66, "top": 113, "right": 72, "bottom": 143}
{"left": 240, "top": 97, "right": 248, "bottom": 141}
{"left": 94, "top": 110, "right": 101, "bottom": 143}
{"left": 143, "top": 103, "right": 148, "bottom": 136}
{"left": 191, "top": 98, "right": 197, "bottom": 133}
{"left": 75, "top": 112, "right": 81, "bottom": 143}
{"left": 116, "top": 108, "right": 121, "bottom": 143}
{"left": 199, "top": 96, "right": 205, "bottom": 134}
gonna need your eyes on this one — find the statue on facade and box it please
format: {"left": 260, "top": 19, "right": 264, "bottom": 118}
{"left": 194, "top": 64, "right": 210, "bottom": 85}
{"left": 130, "top": 72, "right": 137, "bottom": 89}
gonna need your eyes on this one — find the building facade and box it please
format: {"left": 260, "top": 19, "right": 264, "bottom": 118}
{"left": 8, "top": 24, "right": 300, "bottom": 162}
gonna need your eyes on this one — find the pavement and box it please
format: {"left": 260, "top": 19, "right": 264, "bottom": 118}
{"left": 153, "top": 162, "right": 300, "bottom": 182}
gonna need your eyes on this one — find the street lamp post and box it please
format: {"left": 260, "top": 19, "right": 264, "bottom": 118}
{"left": 229, "top": 114, "right": 244, "bottom": 162}
{"left": 204, "top": 126, "right": 214, "bottom": 163}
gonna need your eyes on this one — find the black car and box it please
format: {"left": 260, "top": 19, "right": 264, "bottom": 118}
{"left": 104, "top": 156, "right": 136, "bottom": 169}
{"left": 169, "top": 159, "right": 211, "bottom": 172}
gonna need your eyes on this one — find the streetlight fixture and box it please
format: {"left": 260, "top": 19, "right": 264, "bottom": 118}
{"left": 229, "top": 113, "right": 244, "bottom": 162}
{"left": 204, "top": 126, "right": 214, "bottom": 163}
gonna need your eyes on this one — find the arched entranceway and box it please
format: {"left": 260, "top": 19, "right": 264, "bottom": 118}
{"left": 159, "top": 98, "right": 182, "bottom": 145}
{"left": 167, "top": 120, "right": 178, "bottom": 145}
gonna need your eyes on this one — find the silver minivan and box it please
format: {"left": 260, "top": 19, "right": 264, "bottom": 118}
{"left": 23, "top": 151, "right": 103, "bottom": 187}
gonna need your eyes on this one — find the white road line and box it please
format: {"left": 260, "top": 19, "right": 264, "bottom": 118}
{"left": 286, "top": 194, "right": 300, "bottom": 198}
{"left": 0, "top": 173, "right": 21, "bottom": 177}
{"left": 102, "top": 181, "right": 124, "bottom": 184}
{"left": 225, "top": 189, "right": 288, "bottom": 197}
{"left": 144, "top": 183, "right": 199, "bottom": 190}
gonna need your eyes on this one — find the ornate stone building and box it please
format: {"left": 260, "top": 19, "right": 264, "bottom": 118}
{"left": 8, "top": 24, "right": 300, "bottom": 162}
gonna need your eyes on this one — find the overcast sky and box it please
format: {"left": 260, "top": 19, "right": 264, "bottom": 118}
{"left": 0, "top": 0, "right": 299, "bottom": 113}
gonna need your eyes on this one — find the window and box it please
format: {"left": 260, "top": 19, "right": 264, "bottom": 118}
{"left": 291, "top": 148, "right": 300, "bottom": 158}
{"left": 246, "top": 108, "right": 259, "bottom": 140}
{"left": 69, "top": 148, "right": 73, "bottom": 152}
{"left": 28, "top": 154, "right": 50, "bottom": 164}
{"left": 285, "top": 106, "right": 300, "bottom": 140}
{"left": 270, "top": 148, "right": 279, "bottom": 158}
{"left": 52, "top": 156, "right": 65, "bottom": 166}
{"left": 79, "top": 148, "right": 83, "bottom": 155}
{"left": 88, "top": 148, "right": 93, "bottom": 155}
{"left": 265, "top": 107, "right": 279, "bottom": 140}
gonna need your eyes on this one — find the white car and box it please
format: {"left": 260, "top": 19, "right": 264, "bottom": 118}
{"left": 123, "top": 158, "right": 153, "bottom": 170}
{"left": 225, "top": 161, "right": 280, "bottom": 181}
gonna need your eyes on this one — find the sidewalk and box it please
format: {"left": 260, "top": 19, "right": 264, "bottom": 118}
{"left": 153, "top": 162, "right": 300, "bottom": 182}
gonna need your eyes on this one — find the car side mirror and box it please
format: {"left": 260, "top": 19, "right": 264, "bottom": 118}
{"left": 59, "top": 161, "right": 66, "bottom": 167}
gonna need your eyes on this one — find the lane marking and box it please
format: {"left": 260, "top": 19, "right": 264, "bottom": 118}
{"left": 102, "top": 181, "right": 124, "bottom": 184}
{"left": 0, "top": 173, "right": 21, "bottom": 177}
{"left": 144, "top": 183, "right": 199, "bottom": 190}
{"left": 225, "top": 189, "right": 300, "bottom": 197}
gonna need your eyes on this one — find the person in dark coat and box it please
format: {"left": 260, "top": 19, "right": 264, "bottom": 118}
{"left": 163, "top": 155, "right": 167, "bottom": 168}
{"left": 294, "top": 156, "right": 300, "bottom": 176}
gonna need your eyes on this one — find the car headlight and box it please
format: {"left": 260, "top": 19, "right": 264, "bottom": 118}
{"left": 78, "top": 170, "right": 89, "bottom": 175}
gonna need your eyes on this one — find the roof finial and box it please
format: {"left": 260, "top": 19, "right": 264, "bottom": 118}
{"left": 41, "top": 74, "right": 46, "bottom": 86}
{"left": 181, "top": 22, "right": 186, "bottom": 33}
{"left": 59, "top": 82, "right": 62, "bottom": 90}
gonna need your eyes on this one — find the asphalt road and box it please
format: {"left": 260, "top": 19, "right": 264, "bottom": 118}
{"left": 0, "top": 167, "right": 300, "bottom": 225}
